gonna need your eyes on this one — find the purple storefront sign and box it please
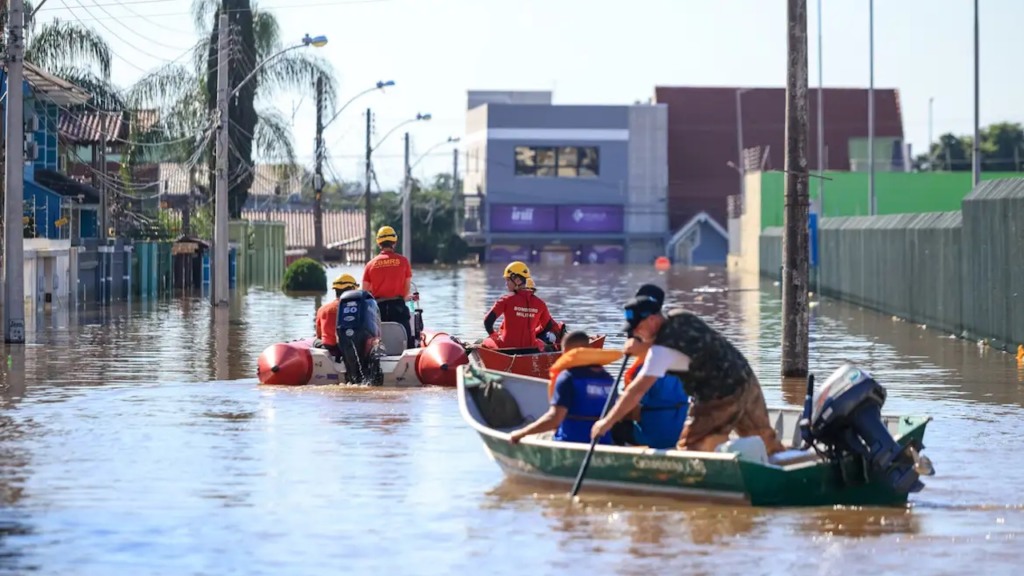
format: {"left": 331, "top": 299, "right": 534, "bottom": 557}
{"left": 489, "top": 204, "right": 557, "bottom": 233}
{"left": 557, "top": 205, "right": 624, "bottom": 233}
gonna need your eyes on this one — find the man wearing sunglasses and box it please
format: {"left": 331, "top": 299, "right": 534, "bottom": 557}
{"left": 591, "top": 284, "right": 784, "bottom": 455}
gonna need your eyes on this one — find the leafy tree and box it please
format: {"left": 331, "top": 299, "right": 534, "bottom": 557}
{"left": 0, "top": 1, "right": 121, "bottom": 109}
{"left": 128, "top": 0, "right": 338, "bottom": 219}
{"left": 915, "top": 122, "right": 1024, "bottom": 172}
{"left": 980, "top": 122, "right": 1024, "bottom": 172}
{"left": 369, "top": 175, "right": 467, "bottom": 265}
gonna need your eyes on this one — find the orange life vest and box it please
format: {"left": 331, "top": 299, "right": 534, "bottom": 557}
{"left": 623, "top": 357, "right": 645, "bottom": 388}
{"left": 547, "top": 347, "right": 624, "bottom": 399}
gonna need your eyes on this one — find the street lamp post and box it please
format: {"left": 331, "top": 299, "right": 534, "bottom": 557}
{"left": 363, "top": 113, "right": 431, "bottom": 261}
{"left": 403, "top": 136, "right": 459, "bottom": 257}
{"left": 972, "top": 0, "right": 980, "bottom": 186}
{"left": 734, "top": 89, "right": 751, "bottom": 203}
{"left": 868, "top": 0, "right": 876, "bottom": 215}
{"left": 324, "top": 80, "right": 395, "bottom": 130}
{"left": 313, "top": 79, "right": 394, "bottom": 260}
{"left": 212, "top": 13, "right": 326, "bottom": 306}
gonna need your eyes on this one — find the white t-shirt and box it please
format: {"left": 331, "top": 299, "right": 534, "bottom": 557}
{"left": 634, "top": 345, "right": 691, "bottom": 380}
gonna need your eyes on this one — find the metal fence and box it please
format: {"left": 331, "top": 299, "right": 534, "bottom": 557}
{"left": 759, "top": 179, "right": 1024, "bottom": 350}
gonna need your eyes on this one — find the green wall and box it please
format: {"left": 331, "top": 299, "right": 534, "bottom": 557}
{"left": 759, "top": 171, "right": 1024, "bottom": 229}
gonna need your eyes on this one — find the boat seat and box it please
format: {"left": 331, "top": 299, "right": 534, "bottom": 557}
{"left": 380, "top": 322, "right": 408, "bottom": 355}
{"left": 769, "top": 448, "right": 820, "bottom": 467}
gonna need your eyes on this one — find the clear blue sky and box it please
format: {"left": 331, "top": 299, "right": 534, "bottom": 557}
{"left": 36, "top": 0, "right": 1023, "bottom": 189}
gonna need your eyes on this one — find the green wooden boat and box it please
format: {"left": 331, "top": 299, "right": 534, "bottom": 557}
{"left": 457, "top": 365, "right": 934, "bottom": 508}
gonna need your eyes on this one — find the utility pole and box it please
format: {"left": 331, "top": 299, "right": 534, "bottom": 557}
{"left": 3, "top": 0, "right": 26, "bottom": 343}
{"left": 452, "top": 148, "right": 459, "bottom": 194}
{"left": 928, "top": 97, "right": 934, "bottom": 169}
{"left": 401, "top": 131, "right": 411, "bottom": 258}
{"left": 363, "top": 107, "right": 373, "bottom": 262}
{"left": 183, "top": 167, "right": 196, "bottom": 237}
{"left": 782, "top": 0, "right": 810, "bottom": 378}
{"left": 867, "top": 0, "right": 876, "bottom": 215}
{"left": 972, "top": 0, "right": 981, "bottom": 186}
{"left": 211, "top": 11, "right": 230, "bottom": 306}
{"left": 452, "top": 147, "right": 459, "bottom": 236}
{"left": 313, "top": 75, "right": 325, "bottom": 261}
{"left": 735, "top": 89, "right": 746, "bottom": 200}
{"left": 816, "top": 0, "right": 825, "bottom": 215}
{"left": 99, "top": 128, "right": 108, "bottom": 237}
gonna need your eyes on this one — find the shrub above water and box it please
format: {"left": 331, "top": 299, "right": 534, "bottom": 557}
{"left": 282, "top": 258, "right": 327, "bottom": 292}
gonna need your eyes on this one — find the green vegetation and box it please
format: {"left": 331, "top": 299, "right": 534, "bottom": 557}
{"left": 916, "top": 122, "right": 1024, "bottom": 172}
{"left": 282, "top": 257, "right": 327, "bottom": 292}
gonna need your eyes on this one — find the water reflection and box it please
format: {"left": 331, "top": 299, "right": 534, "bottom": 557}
{"left": 483, "top": 479, "right": 763, "bottom": 547}
{"left": 0, "top": 264, "right": 1018, "bottom": 573}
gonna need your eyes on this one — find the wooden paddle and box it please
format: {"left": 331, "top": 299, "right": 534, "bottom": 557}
{"left": 570, "top": 355, "right": 631, "bottom": 498}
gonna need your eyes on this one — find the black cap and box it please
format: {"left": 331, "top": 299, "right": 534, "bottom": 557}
{"left": 635, "top": 284, "right": 665, "bottom": 309}
{"left": 621, "top": 294, "right": 663, "bottom": 335}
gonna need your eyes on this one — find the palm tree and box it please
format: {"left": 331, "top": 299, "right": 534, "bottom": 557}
{"left": 128, "top": 0, "right": 338, "bottom": 218}
{"left": 0, "top": 1, "right": 121, "bottom": 109}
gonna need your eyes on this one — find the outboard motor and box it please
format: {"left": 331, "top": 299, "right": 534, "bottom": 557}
{"left": 336, "top": 289, "right": 384, "bottom": 385}
{"left": 800, "top": 363, "right": 932, "bottom": 494}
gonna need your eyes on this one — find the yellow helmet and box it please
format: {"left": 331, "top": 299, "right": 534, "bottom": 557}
{"left": 524, "top": 277, "right": 536, "bottom": 291}
{"left": 376, "top": 225, "right": 398, "bottom": 245}
{"left": 503, "top": 261, "right": 531, "bottom": 280}
{"left": 331, "top": 273, "right": 359, "bottom": 291}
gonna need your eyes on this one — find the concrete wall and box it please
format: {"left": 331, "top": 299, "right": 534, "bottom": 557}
{"left": 625, "top": 104, "right": 669, "bottom": 238}
{"left": 759, "top": 179, "right": 1024, "bottom": 350}
{"left": 467, "top": 90, "right": 551, "bottom": 110}
{"left": 728, "top": 171, "right": 763, "bottom": 275}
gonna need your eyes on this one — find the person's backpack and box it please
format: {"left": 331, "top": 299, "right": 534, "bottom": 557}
{"left": 468, "top": 377, "right": 526, "bottom": 429}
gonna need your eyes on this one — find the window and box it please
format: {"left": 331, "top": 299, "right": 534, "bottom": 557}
{"left": 514, "top": 146, "right": 536, "bottom": 176}
{"left": 535, "top": 147, "right": 557, "bottom": 177}
{"left": 513, "top": 145, "right": 599, "bottom": 178}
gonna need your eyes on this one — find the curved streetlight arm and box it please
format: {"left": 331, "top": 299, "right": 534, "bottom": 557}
{"left": 323, "top": 80, "right": 395, "bottom": 130}
{"left": 409, "top": 137, "right": 460, "bottom": 173}
{"left": 230, "top": 34, "right": 327, "bottom": 98}
{"left": 371, "top": 114, "right": 431, "bottom": 154}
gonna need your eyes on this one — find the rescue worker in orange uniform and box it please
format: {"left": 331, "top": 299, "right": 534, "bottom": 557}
{"left": 524, "top": 277, "right": 567, "bottom": 351}
{"left": 314, "top": 273, "right": 359, "bottom": 360}
{"left": 482, "top": 261, "right": 559, "bottom": 351}
{"left": 362, "top": 226, "right": 415, "bottom": 348}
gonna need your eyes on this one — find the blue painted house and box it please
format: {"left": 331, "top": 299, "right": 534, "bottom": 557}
{"left": 2, "top": 62, "right": 99, "bottom": 241}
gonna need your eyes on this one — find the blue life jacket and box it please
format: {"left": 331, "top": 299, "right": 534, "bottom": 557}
{"left": 555, "top": 366, "right": 614, "bottom": 445}
{"left": 619, "top": 365, "right": 689, "bottom": 449}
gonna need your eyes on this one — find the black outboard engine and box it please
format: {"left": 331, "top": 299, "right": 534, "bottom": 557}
{"left": 800, "top": 363, "right": 932, "bottom": 494}
{"left": 336, "top": 289, "right": 384, "bottom": 385}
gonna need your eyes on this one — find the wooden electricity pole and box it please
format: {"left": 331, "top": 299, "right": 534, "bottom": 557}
{"left": 782, "top": 0, "right": 810, "bottom": 377}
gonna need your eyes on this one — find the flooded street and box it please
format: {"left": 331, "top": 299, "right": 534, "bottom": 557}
{"left": 1, "top": 264, "right": 1021, "bottom": 575}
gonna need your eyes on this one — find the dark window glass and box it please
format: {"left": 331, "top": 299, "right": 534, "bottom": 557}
{"left": 514, "top": 146, "right": 536, "bottom": 176}
{"left": 535, "top": 147, "right": 557, "bottom": 177}
{"left": 513, "top": 145, "right": 600, "bottom": 178}
{"left": 557, "top": 146, "right": 579, "bottom": 177}
{"left": 578, "top": 147, "right": 599, "bottom": 177}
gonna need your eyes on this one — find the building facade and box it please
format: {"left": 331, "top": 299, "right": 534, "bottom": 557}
{"left": 654, "top": 86, "right": 906, "bottom": 264}
{"left": 461, "top": 91, "right": 669, "bottom": 265}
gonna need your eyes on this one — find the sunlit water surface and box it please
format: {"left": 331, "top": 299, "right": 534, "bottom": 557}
{"left": 0, "top": 264, "right": 1021, "bottom": 575}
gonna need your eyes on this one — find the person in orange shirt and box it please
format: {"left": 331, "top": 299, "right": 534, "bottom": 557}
{"left": 362, "top": 225, "right": 415, "bottom": 348}
{"left": 314, "top": 273, "right": 359, "bottom": 360}
{"left": 482, "top": 261, "right": 559, "bottom": 351}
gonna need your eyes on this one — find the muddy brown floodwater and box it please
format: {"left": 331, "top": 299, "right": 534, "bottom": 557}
{"left": 0, "top": 264, "right": 1020, "bottom": 575}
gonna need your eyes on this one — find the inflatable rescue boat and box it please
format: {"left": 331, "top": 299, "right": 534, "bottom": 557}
{"left": 257, "top": 290, "right": 468, "bottom": 387}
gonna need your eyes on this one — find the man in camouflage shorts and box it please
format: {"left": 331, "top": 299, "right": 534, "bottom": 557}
{"left": 591, "top": 284, "right": 785, "bottom": 454}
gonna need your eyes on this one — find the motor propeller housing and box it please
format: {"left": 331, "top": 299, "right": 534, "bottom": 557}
{"left": 802, "top": 363, "right": 931, "bottom": 494}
